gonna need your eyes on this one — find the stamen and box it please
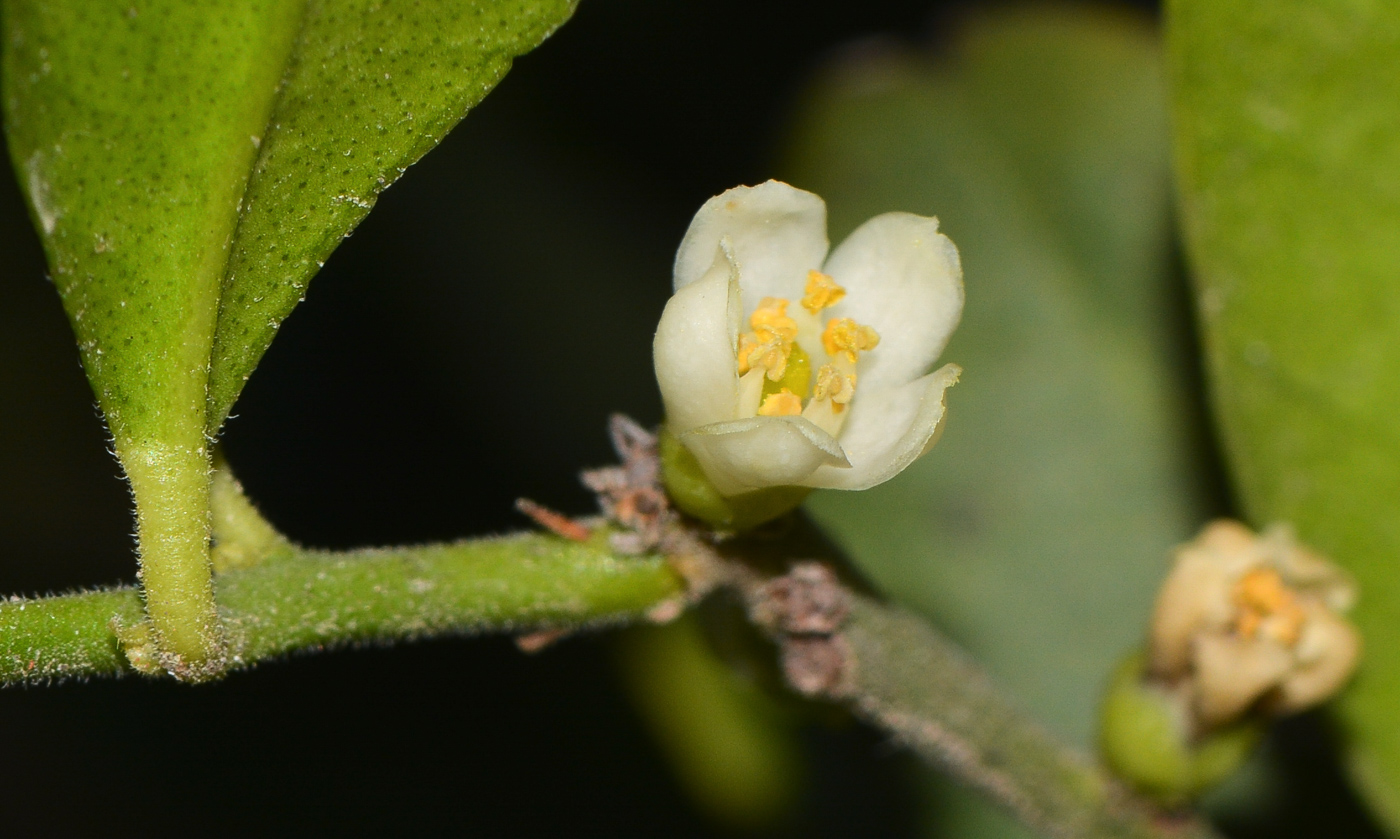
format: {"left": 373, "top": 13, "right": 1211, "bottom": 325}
{"left": 1233, "top": 568, "right": 1307, "bottom": 646}
{"left": 802, "top": 270, "right": 846, "bottom": 314}
{"left": 738, "top": 334, "right": 789, "bottom": 380}
{"left": 738, "top": 298, "right": 798, "bottom": 381}
{"left": 758, "top": 389, "right": 803, "bottom": 417}
{"left": 813, "top": 364, "right": 856, "bottom": 413}
{"left": 822, "top": 317, "right": 880, "bottom": 363}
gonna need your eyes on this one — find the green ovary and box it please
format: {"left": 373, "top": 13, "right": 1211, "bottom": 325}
{"left": 763, "top": 342, "right": 811, "bottom": 402}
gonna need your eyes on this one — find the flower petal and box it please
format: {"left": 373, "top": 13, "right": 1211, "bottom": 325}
{"left": 822, "top": 212, "right": 963, "bottom": 391}
{"left": 802, "top": 364, "right": 960, "bottom": 490}
{"left": 1193, "top": 633, "right": 1293, "bottom": 726}
{"left": 673, "top": 181, "right": 829, "bottom": 314}
{"left": 1275, "top": 606, "right": 1362, "bottom": 714}
{"left": 653, "top": 248, "right": 742, "bottom": 432}
{"left": 681, "top": 416, "right": 849, "bottom": 496}
{"left": 1149, "top": 547, "right": 1237, "bottom": 678}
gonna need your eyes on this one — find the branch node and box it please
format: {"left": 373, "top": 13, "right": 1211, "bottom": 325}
{"left": 581, "top": 414, "right": 674, "bottom": 553}
{"left": 109, "top": 615, "right": 163, "bottom": 676}
{"left": 751, "top": 561, "right": 850, "bottom": 634}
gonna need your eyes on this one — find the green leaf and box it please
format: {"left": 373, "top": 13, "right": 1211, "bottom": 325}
{"left": 1169, "top": 0, "right": 1400, "bottom": 828}
{"left": 783, "top": 6, "right": 1205, "bottom": 834}
{"left": 206, "top": 0, "right": 576, "bottom": 429}
{"left": 2, "top": 0, "right": 575, "bottom": 675}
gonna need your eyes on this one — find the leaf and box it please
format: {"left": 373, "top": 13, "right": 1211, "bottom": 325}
{"left": 4, "top": 0, "right": 304, "bottom": 457}
{"left": 1169, "top": 0, "right": 1400, "bottom": 829}
{"left": 207, "top": 0, "right": 577, "bottom": 429}
{"left": 1, "top": 0, "right": 575, "bottom": 674}
{"left": 783, "top": 6, "right": 1205, "bottom": 834}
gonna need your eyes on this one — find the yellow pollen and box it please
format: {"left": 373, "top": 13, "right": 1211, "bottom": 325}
{"left": 813, "top": 364, "right": 857, "bottom": 410}
{"left": 738, "top": 298, "right": 797, "bottom": 380}
{"left": 1233, "top": 568, "right": 1307, "bottom": 646}
{"left": 802, "top": 270, "right": 846, "bottom": 314}
{"left": 758, "top": 389, "right": 803, "bottom": 417}
{"left": 738, "top": 334, "right": 789, "bottom": 380}
{"left": 749, "top": 297, "right": 798, "bottom": 344}
{"left": 822, "top": 317, "right": 880, "bottom": 363}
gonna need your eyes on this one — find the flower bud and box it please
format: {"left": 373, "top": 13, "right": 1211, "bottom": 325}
{"left": 1099, "top": 651, "right": 1261, "bottom": 805}
{"left": 1100, "top": 520, "right": 1361, "bottom": 802}
{"left": 1149, "top": 520, "right": 1360, "bottom": 727}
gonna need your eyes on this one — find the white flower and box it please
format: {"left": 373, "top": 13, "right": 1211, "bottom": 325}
{"left": 653, "top": 180, "right": 963, "bottom": 497}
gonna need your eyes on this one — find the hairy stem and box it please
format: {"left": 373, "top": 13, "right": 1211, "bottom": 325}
{"left": 834, "top": 595, "right": 1221, "bottom": 839}
{"left": 219, "top": 535, "right": 682, "bottom": 664}
{"left": 0, "top": 532, "right": 682, "bottom": 684}
{"left": 0, "top": 459, "right": 1220, "bottom": 839}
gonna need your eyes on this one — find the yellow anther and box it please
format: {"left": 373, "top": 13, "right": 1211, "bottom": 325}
{"left": 738, "top": 334, "right": 789, "bottom": 381}
{"left": 822, "top": 317, "right": 880, "bottom": 363}
{"left": 1233, "top": 568, "right": 1307, "bottom": 646}
{"left": 813, "top": 364, "right": 857, "bottom": 411}
{"left": 738, "top": 298, "right": 797, "bottom": 380}
{"left": 802, "top": 270, "right": 847, "bottom": 315}
{"left": 758, "top": 389, "right": 803, "bottom": 417}
{"left": 750, "top": 297, "right": 798, "bottom": 344}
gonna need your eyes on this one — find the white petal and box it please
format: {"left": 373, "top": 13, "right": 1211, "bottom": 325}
{"left": 1148, "top": 548, "right": 1236, "bottom": 678}
{"left": 803, "top": 364, "right": 960, "bottom": 490}
{"left": 673, "top": 181, "right": 829, "bottom": 314}
{"left": 1274, "top": 607, "right": 1361, "bottom": 714}
{"left": 1193, "top": 634, "right": 1292, "bottom": 726}
{"left": 653, "top": 249, "right": 742, "bottom": 433}
{"left": 681, "top": 416, "right": 849, "bottom": 496}
{"left": 822, "top": 212, "right": 964, "bottom": 391}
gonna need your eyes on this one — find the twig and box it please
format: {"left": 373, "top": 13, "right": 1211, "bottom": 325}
{"left": 0, "top": 424, "right": 1223, "bottom": 839}
{"left": 738, "top": 562, "right": 1223, "bottom": 839}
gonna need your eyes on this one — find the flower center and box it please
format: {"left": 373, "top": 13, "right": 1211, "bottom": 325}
{"left": 1232, "top": 568, "right": 1307, "bottom": 647}
{"left": 736, "top": 271, "right": 880, "bottom": 436}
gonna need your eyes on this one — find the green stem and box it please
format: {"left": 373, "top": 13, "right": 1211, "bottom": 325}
{"left": 0, "top": 589, "right": 145, "bottom": 681}
{"left": 219, "top": 534, "right": 682, "bottom": 663}
{"left": 0, "top": 532, "right": 682, "bottom": 684}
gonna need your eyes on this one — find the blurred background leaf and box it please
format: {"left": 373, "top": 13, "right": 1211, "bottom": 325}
{"left": 617, "top": 613, "right": 805, "bottom": 830}
{"left": 1170, "top": 0, "right": 1400, "bottom": 832}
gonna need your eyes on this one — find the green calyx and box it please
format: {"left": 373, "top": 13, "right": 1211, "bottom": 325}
{"left": 1098, "top": 650, "right": 1262, "bottom": 806}
{"left": 658, "top": 427, "right": 810, "bottom": 532}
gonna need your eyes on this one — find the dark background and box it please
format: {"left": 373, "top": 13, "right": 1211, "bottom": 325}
{"left": 1, "top": 0, "right": 1373, "bottom": 836}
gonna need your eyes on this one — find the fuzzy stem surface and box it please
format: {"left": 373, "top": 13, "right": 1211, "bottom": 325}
{"left": 0, "top": 532, "right": 682, "bottom": 684}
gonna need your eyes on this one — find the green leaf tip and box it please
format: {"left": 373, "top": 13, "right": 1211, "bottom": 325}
{"left": 205, "top": 0, "right": 580, "bottom": 429}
